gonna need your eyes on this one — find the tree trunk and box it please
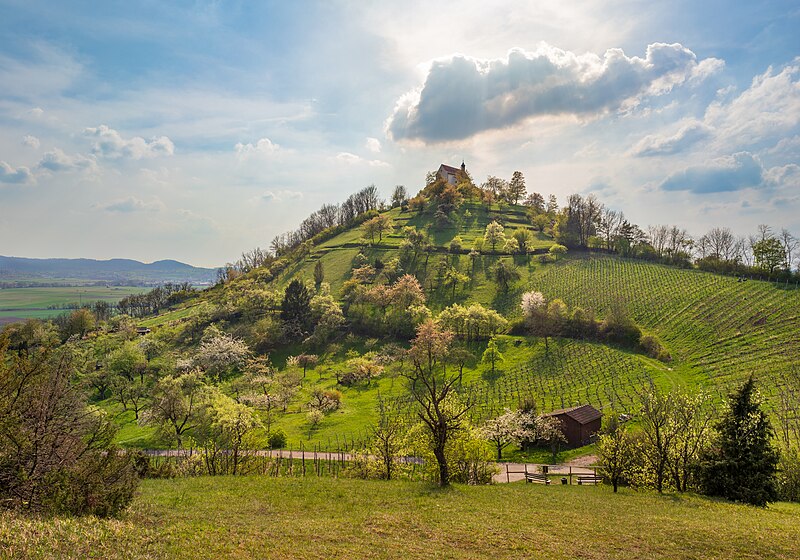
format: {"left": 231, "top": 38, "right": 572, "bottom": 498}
{"left": 434, "top": 446, "right": 449, "bottom": 487}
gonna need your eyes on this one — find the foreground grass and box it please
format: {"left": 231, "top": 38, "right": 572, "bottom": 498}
{"left": 2, "top": 477, "right": 799, "bottom": 559}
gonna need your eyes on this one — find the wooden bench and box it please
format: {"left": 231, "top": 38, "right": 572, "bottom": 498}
{"left": 525, "top": 473, "right": 551, "bottom": 485}
{"left": 577, "top": 475, "right": 603, "bottom": 485}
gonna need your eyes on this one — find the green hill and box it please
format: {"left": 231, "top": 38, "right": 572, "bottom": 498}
{"left": 120, "top": 199, "right": 798, "bottom": 448}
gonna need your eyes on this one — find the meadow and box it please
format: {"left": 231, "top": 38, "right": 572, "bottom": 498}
{"left": 0, "top": 285, "right": 149, "bottom": 321}
{"left": 2, "top": 476, "right": 798, "bottom": 559}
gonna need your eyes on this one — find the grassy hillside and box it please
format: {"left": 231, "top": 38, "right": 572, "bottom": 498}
{"left": 108, "top": 201, "right": 800, "bottom": 447}
{"left": 2, "top": 476, "right": 799, "bottom": 559}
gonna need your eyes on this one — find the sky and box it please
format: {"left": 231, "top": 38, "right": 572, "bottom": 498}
{"left": 0, "top": 0, "right": 798, "bottom": 267}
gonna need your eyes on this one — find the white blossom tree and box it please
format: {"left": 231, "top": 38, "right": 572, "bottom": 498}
{"left": 481, "top": 408, "right": 536, "bottom": 460}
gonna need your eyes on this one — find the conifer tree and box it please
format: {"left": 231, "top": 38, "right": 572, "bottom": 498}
{"left": 698, "top": 377, "right": 779, "bottom": 506}
{"left": 280, "top": 279, "right": 312, "bottom": 335}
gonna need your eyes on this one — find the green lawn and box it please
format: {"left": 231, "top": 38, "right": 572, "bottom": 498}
{"left": 2, "top": 476, "right": 798, "bottom": 559}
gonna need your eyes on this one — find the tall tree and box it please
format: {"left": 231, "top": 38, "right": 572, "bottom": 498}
{"left": 280, "top": 279, "right": 312, "bottom": 335}
{"left": 404, "top": 320, "right": 472, "bottom": 487}
{"left": 313, "top": 259, "right": 325, "bottom": 290}
{"left": 390, "top": 185, "right": 408, "bottom": 208}
{"left": 507, "top": 171, "right": 527, "bottom": 205}
{"left": 698, "top": 377, "right": 779, "bottom": 506}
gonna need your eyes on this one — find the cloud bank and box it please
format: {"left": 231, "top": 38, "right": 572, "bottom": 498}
{"left": 387, "top": 42, "right": 722, "bottom": 142}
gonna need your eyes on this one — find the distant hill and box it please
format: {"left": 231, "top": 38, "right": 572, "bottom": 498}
{"left": 0, "top": 255, "right": 217, "bottom": 286}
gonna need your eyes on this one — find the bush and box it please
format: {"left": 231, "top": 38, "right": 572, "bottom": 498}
{"left": 0, "top": 343, "right": 139, "bottom": 516}
{"left": 639, "top": 334, "right": 672, "bottom": 362}
{"left": 268, "top": 429, "right": 287, "bottom": 450}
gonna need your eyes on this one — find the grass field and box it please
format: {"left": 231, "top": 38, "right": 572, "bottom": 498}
{"left": 2, "top": 476, "right": 798, "bottom": 559}
{"left": 0, "top": 286, "right": 149, "bottom": 320}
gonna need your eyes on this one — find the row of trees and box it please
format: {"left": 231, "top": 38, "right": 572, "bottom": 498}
{"left": 599, "top": 378, "right": 786, "bottom": 506}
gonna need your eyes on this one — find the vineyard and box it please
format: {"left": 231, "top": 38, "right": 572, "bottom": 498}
{"left": 529, "top": 255, "right": 800, "bottom": 410}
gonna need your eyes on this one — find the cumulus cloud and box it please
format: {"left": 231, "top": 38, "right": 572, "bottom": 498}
{"left": 235, "top": 138, "right": 280, "bottom": 158}
{"left": 630, "top": 120, "right": 711, "bottom": 156}
{"left": 100, "top": 196, "right": 165, "bottom": 213}
{"left": 365, "top": 137, "right": 382, "bottom": 153}
{"left": 83, "top": 125, "right": 175, "bottom": 159}
{"left": 659, "top": 152, "right": 764, "bottom": 193}
{"left": 37, "top": 148, "right": 97, "bottom": 173}
{"left": 764, "top": 163, "right": 800, "bottom": 189}
{"left": 0, "top": 161, "right": 34, "bottom": 184}
{"left": 387, "top": 42, "right": 722, "bottom": 142}
{"left": 705, "top": 61, "right": 800, "bottom": 148}
{"left": 22, "top": 135, "right": 40, "bottom": 149}
{"left": 261, "top": 189, "right": 303, "bottom": 202}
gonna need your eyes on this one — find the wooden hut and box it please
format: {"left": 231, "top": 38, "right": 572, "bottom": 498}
{"left": 542, "top": 404, "right": 602, "bottom": 447}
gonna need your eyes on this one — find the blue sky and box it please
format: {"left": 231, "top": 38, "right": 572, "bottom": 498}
{"left": 1, "top": 0, "right": 798, "bottom": 267}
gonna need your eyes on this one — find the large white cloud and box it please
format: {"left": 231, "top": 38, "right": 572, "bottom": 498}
{"left": 0, "top": 161, "right": 34, "bottom": 184}
{"left": 83, "top": 125, "right": 175, "bottom": 159}
{"left": 387, "top": 42, "right": 722, "bottom": 142}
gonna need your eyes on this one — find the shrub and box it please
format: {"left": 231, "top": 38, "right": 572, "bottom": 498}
{"left": 0, "top": 342, "right": 139, "bottom": 516}
{"left": 268, "top": 429, "right": 287, "bottom": 450}
{"left": 639, "top": 334, "right": 672, "bottom": 362}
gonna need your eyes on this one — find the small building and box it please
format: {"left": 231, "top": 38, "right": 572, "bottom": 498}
{"left": 437, "top": 161, "right": 466, "bottom": 185}
{"left": 136, "top": 326, "right": 151, "bottom": 336}
{"left": 542, "top": 404, "right": 602, "bottom": 447}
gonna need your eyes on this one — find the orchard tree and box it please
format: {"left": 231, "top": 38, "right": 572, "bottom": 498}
{"left": 548, "top": 243, "right": 568, "bottom": 261}
{"left": 638, "top": 387, "right": 678, "bottom": 494}
{"left": 195, "top": 333, "right": 251, "bottom": 379}
{"left": 481, "top": 337, "right": 504, "bottom": 377}
{"left": 371, "top": 398, "right": 407, "bottom": 480}
{"left": 521, "top": 291, "right": 551, "bottom": 352}
{"left": 484, "top": 221, "right": 505, "bottom": 252}
{"left": 405, "top": 320, "right": 472, "bottom": 487}
{"left": 295, "top": 353, "right": 319, "bottom": 378}
{"left": 598, "top": 413, "right": 634, "bottom": 492}
{"left": 493, "top": 260, "right": 520, "bottom": 293}
{"left": 481, "top": 408, "right": 535, "bottom": 460}
{"left": 143, "top": 371, "right": 206, "bottom": 449}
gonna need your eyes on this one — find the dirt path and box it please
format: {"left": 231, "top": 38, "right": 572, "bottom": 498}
{"left": 493, "top": 462, "right": 598, "bottom": 484}
{"left": 141, "top": 449, "right": 599, "bottom": 484}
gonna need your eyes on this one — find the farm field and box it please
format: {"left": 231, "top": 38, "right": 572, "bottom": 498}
{"left": 0, "top": 286, "right": 149, "bottom": 320}
{"left": 2, "top": 476, "right": 798, "bottom": 559}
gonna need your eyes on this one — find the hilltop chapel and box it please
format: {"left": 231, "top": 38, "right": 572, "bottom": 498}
{"left": 436, "top": 161, "right": 467, "bottom": 185}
